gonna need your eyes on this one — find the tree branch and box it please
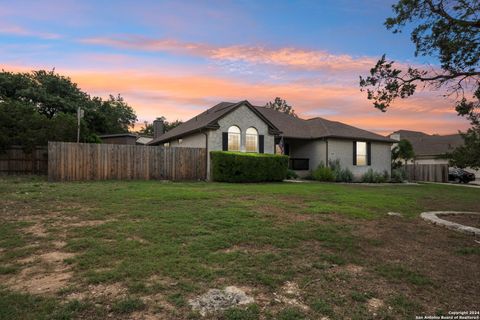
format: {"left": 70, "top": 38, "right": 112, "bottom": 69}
{"left": 425, "top": 0, "right": 480, "bottom": 28}
{"left": 394, "top": 71, "right": 480, "bottom": 84}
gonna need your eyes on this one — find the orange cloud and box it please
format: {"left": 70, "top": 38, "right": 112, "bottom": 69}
{"left": 4, "top": 65, "right": 469, "bottom": 135}
{"left": 70, "top": 69, "right": 469, "bottom": 135}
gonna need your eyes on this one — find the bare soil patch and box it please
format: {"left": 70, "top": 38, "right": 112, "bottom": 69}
{"left": 7, "top": 265, "right": 73, "bottom": 295}
{"left": 219, "top": 243, "right": 279, "bottom": 254}
{"left": 24, "top": 223, "right": 48, "bottom": 237}
{"left": 67, "top": 283, "right": 128, "bottom": 301}
{"left": 441, "top": 214, "right": 480, "bottom": 229}
{"left": 273, "top": 281, "right": 309, "bottom": 311}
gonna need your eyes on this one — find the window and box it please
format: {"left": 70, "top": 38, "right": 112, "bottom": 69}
{"left": 228, "top": 126, "right": 241, "bottom": 151}
{"left": 289, "top": 158, "right": 309, "bottom": 170}
{"left": 356, "top": 141, "right": 367, "bottom": 166}
{"left": 178, "top": 138, "right": 183, "bottom": 144}
{"left": 163, "top": 142, "right": 170, "bottom": 147}
{"left": 245, "top": 127, "right": 258, "bottom": 152}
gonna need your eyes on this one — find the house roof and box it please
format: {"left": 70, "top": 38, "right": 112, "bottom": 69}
{"left": 149, "top": 100, "right": 394, "bottom": 145}
{"left": 390, "top": 130, "right": 464, "bottom": 156}
{"left": 136, "top": 137, "right": 153, "bottom": 145}
{"left": 255, "top": 106, "right": 393, "bottom": 142}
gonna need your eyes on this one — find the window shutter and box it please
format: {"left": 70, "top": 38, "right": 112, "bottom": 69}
{"left": 352, "top": 141, "right": 357, "bottom": 165}
{"left": 259, "top": 135, "right": 264, "bottom": 153}
{"left": 367, "top": 142, "right": 372, "bottom": 166}
{"left": 222, "top": 132, "right": 228, "bottom": 151}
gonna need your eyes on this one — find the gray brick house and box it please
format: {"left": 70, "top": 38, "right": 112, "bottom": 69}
{"left": 149, "top": 100, "right": 394, "bottom": 178}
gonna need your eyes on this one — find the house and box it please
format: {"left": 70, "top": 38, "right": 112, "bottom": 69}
{"left": 389, "top": 130, "right": 463, "bottom": 164}
{"left": 149, "top": 100, "right": 394, "bottom": 179}
{"left": 389, "top": 130, "right": 479, "bottom": 180}
{"left": 99, "top": 133, "right": 153, "bottom": 145}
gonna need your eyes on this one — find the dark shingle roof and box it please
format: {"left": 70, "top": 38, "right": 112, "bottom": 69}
{"left": 255, "top": 106, "right": 393, "bottom": 142}
{"left": 149, "top": 100, "right": 394, "bottom": 145}
{"left": 391, "top": 130, "right": 464, "bottom": 156}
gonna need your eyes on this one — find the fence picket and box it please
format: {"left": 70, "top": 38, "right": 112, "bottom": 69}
{"left": 47, "top": 142, "right": 206, "bottom": 182}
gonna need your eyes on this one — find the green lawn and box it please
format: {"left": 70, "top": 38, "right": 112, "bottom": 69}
{"left": 0, "top": 177, "right": 479, "bottom": 319}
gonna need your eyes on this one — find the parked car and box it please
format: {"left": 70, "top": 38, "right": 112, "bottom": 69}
{"left": 448, "top": 168, "right": 476, "bottom": 184}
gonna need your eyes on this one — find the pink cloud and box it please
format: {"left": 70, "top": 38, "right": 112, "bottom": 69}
{"left": 60, "top": 68, "right": 468, "bottom": 135}
{"left": 0, "top": 23, "right": 61, "bottom": 39}
{"left": 3, "top": 61, "right": 470, "bottom": 136}
{"left": 80, "top": 36, "right": 375, "bottom": 72}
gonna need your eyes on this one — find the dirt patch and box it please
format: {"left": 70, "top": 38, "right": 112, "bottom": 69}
{"left": 273, "top": 281, "right": 309, "bottom": 311}
{"left": 67, "top": 282, "right": 128, "bottom": 301}
{"left": 367, "top": 298, "right": 385, "bottom": 314}
{"left": 52, "top": 240, "right": 67, "bottom": 248}
{"left": 7, "top": 265, "right": 73, "bottom": 294}
{"left": 24, "top": 223, "right": 48, "bottom": 237}
{"left": 343, "top": 264, "right": 364, "bottom": 274}
{"left": 39, "top": 251, "right": 75, "bottom": 263}
{"left": 127, "top": 235, "right": 149, "bottom": 244}
{"left": 442, "top": 214, "right": 480, "bottom": 229}
{"left": 6, "top": 240, "right": 77, "bottom": 295}
{"left": 219, "top": 244, "right": 279, "bottom": 254}
{"left": 67, "top": 220, "right": 111, "bottom": 227}
{"left": 147, "top": 275, "right": 179, "bottom": 287}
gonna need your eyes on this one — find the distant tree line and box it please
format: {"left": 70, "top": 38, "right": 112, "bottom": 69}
{"left": 0, "top": 69, "right": 137, "bottom": 151}
{"left": 137, "top": 117, "right": 183, "bottom": 136}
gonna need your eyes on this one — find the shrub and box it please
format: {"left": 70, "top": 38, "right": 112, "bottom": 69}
{"left": 338, "top": 168, "right": 354, "bottom": 182}
{"left": 382, "top": 170, "right": 390, "bottom": 182}
{"left": 361, "top": 168, "right": 388, "bottom": 183}
{"left": 312, "top": 162, "right": 334, "bottom": 182}
{"left": 391, "top": 168, "right": 407, "bottom": 183}
{"left": 286, "top": 169, "right": 299, "bottom": 180}
{"left": 210, "top": 151, "right": 289, "bottom": 182}
{"left": 328, "top": 159, "right": 354, "bottom": 182}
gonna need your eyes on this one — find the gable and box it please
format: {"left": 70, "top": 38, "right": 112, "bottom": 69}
{"left": 216, "top": 104, "right": 271, "bottom": 134}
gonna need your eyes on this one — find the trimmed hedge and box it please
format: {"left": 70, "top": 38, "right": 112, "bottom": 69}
{"left": 210, "top": 151, "right": 289, "bottom": 182}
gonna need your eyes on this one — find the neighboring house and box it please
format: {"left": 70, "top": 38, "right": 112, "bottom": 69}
{"left": 99, "top": 134, "right": 153, "bottom": 145}
{"left": 149, "top": 100, "right": 394, "bottom": 179}
{"left": 389, "top": 130, "right": 463, "bottom": 164}
{"left": 389, "top": 130, "right": 479, "bottom": 180}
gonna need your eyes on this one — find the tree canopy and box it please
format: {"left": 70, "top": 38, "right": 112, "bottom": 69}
{"left": 392, "top": 139, "right": 415, "bottom": 169}
{"left": 359, "top": 0, "right": 480, "bottom": 168}
{"left": 0, "top": 69, "right": 137, "bottom": 151}
{"left": 265, "top": 97, "right": 297, "bottom": 117}
{"left": 137, "top": 117, "right": 183, "bottom": 136}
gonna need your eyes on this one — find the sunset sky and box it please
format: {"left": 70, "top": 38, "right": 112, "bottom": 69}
{"left": 0, "top": 0, "right": 470, "bottom": 135}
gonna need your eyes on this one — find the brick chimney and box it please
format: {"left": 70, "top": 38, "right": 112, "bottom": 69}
{"left": 153, "top": 118, "right": 164, "bottom": 139}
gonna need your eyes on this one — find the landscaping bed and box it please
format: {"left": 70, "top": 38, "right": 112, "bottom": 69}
{"left": 0, "top": 177, "right": 479, "bottom": 319}
{"left": 442, "top": 214, "right": 480, "bottom": 229}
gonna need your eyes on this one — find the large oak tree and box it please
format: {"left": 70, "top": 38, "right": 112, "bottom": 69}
{"left": 0, "top": 70, "right": 137, "bottom": 151}
{"left": 359, "top": 0, "right": 480, "bottom": 168}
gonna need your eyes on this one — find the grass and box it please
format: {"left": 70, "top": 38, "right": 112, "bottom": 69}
{"left": 111, "top": 297, "right": 145, "bottom": 314}
{"left": 0, "top": 176, "right": 479, "bottom": 319}
{"left": 223, "top": 305, "right": 260, "bottom": 320}
{"left": 375, "top": 264, "right": 433, "bottom": 286}
{"left": 455, "top": 246, "right": 480, "bottom": 255}
{"left": 310, "top": 298, "right": 334, "bottom": 316}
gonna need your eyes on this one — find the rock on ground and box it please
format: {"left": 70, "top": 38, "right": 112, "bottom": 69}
{"left": 189, "top": 286, "right": 254, "bottom": 316}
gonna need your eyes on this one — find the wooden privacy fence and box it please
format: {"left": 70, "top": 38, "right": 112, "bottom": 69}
{"left": 0, "top": 146, "right": 48, "bottom": 175}
{"left": 405, "top": 164, "right": 448, "bottom": 182}
{"left": 48, "top": 142, "right": 207, "bottom": 182}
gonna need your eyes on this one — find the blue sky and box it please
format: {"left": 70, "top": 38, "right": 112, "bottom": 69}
{"left": 0, "top": 0, "right": 468, "bottom": 134}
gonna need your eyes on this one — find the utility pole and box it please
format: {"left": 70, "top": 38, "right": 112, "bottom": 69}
{"left": 77, "top": 107, "right": 84, "bottom": 143}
